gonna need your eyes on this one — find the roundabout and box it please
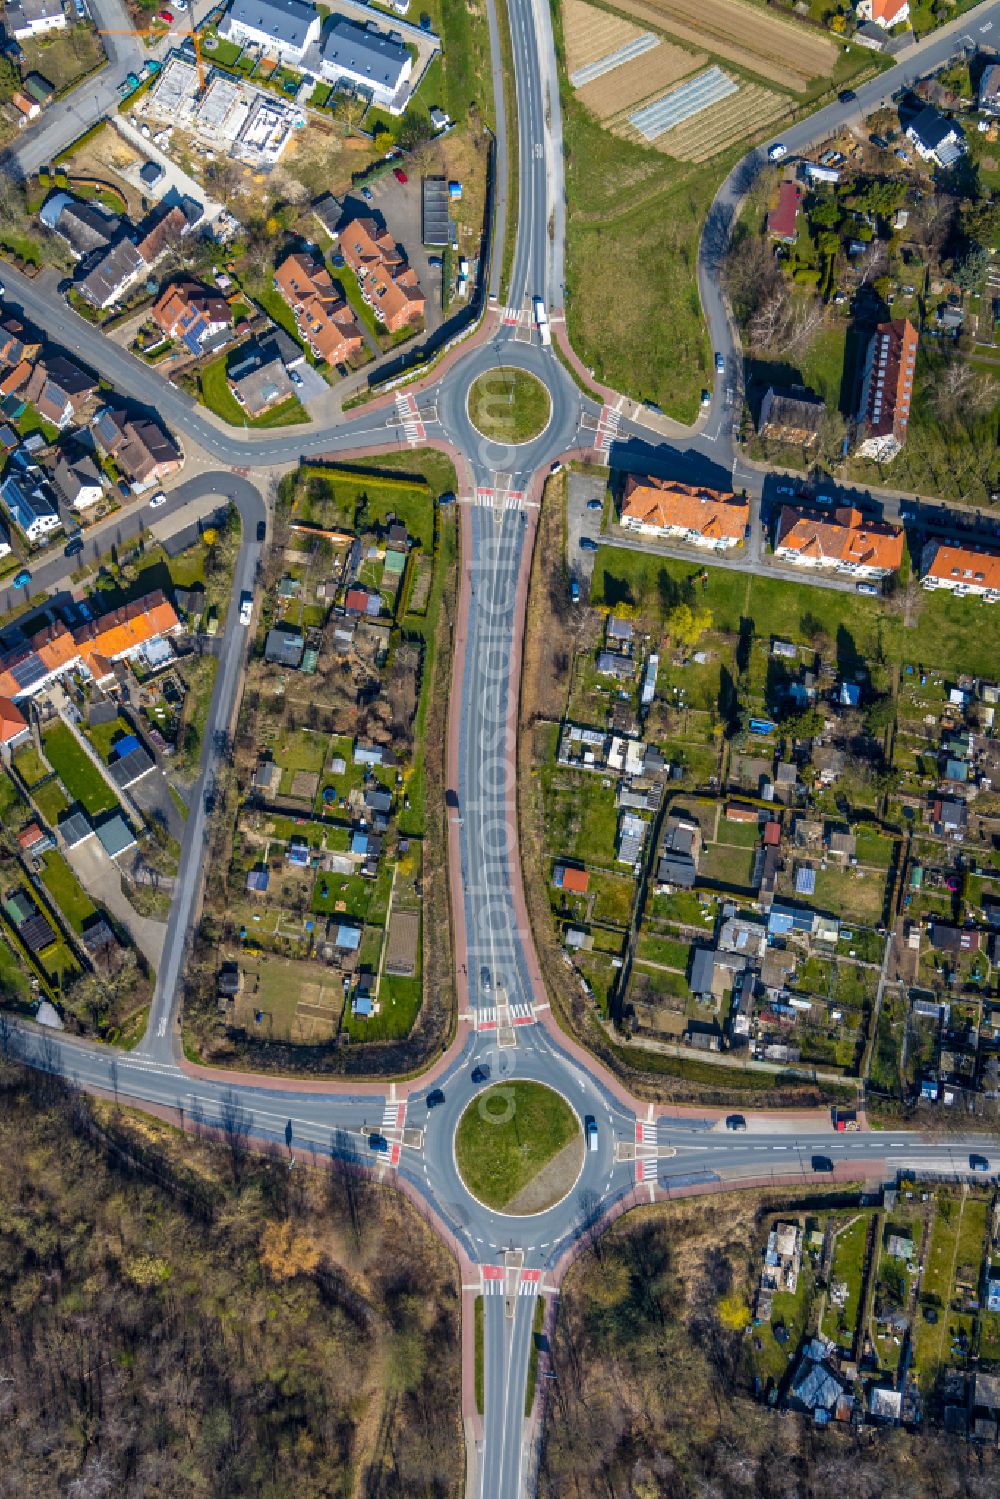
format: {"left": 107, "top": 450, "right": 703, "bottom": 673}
{"left": 454, "top": 1080, "right": 583, "bottom": 1216}
{"left": 466, "top": 365, "right": 552, "bottom": 446}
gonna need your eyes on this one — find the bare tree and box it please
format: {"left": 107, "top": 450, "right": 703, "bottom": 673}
{"left": 219, "top": 1090, "right": 252, "bottom": 1186}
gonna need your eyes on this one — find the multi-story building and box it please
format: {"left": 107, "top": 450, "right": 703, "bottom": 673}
{"left": 855, "top": 318, "right": 917, "bottom": 462}
{"left": 619, "top": 476, "right": 748, "bottom": 549}
{"left": 320, "top": 16, "right": 412, "bottom": 112}
{"left": 920, "top": 540, "right": 1000, "bottom": 601}
{"left": 0, "top": 591, "right": 181, "bottom": 702}
{"left": 773, "top": 504, "right": 903, "bottom": 580}
{"left": 0, "top": 464, "right": 61, "bottom": 544}
{"left": 273, "top": 252, "right": 364, "bottom": 366}
{"left": 218, "top": 0, "right": 321, "bottom": 65}
{"left": 91, "top": 407, "right": 182, "bottom": 492}
{"left": 5, "top": 0, "right": 66, "bottom": 40}
{"left": 339, "top": 217, "right": 424, "bottom": 333}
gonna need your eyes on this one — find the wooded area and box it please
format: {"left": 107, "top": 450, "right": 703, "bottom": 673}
{"left": 539, "top": 1190, "right": 1000, "bottom": 1499}
{"left": 0, "top": 1061, "right": 462, "bottom": 1497}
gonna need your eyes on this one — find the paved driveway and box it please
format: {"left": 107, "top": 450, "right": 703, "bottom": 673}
{"left": 67, "top": 838, "right": 167, "bottom": 970}
{"left": 349, "top": 176, "right": 445, "bottom": 335}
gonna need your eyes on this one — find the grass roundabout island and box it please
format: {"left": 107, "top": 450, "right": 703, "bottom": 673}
{"left": 466, "top": 367, "right": 552, "bottom": 445}
{"left": 454, "top": 1081, "right": 583, "bottom": 1215}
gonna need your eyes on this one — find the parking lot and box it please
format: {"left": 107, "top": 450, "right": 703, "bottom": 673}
{"left": 566, "top": 472, "right": 607, "bottom": 593}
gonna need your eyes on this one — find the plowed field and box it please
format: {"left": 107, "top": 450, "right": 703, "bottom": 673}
{"left": 578, "top": 39, "right": 705, "bottom": 119}
{"left": 609, "top": 0, "right": 836, "bottom": 91}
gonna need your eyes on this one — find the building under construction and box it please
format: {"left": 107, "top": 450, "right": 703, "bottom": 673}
{"left": 139, "top": 54, "right": 304, "bottom": 167}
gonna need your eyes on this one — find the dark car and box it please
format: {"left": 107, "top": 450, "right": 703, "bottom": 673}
{"left": 256, "top": 519, "right": 266, "bottom": 542}
{"left": 586, "top": 498, "right": 602, "bottom": 511}
{"left": 726, "top": 1114, "right": 747, "bottom": 1132}
{"left": 12, "top": 568, "right": 31, "bottom": 588}
{"left": 426, "top": 1088, "right": 445, "bottom": 1109}
{"left": 811, "top": 1154, "right": 834, "bottom": 1173}
{"left": 64, "top": 537, "right": 84, "bottom": 557}
{"left": 970, "top": 1153, "right": 990, "bottom": 1172}
{"left": 579, "top": 536, "right": 599, "bottom": 552}
{"left": 369, "top": 1132, "right": 389, "bottom": 1154}
{"left": 332, "top": 253, "right": 345, "bottom": 268}
{"left": 838, "top": 89, "right": 856, "bottom": 103}
{"left": 118, "top": 479, "right": 131, "bottom": 498}
{"left": 471, "top": 1064, "right": 491, "bottom": 1084}
{"left": 480, "top": 965, "right": 491, "bottom": 992}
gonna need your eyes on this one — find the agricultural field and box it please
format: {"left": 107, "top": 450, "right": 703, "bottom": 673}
{"left": 577, "top": 39, "right": 704, "bottom": 121}
{"left": 564, "top": 0, "right": 646, "bottom": 76}
{"left": 650, "top": 82, "right": 786, "bottom": 162}
{"left": 608, "top": 0, "right": 836, "bottom": 91}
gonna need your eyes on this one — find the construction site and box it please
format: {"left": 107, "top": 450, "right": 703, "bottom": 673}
{"left": 137, "top": 54, "right": 306, "bottom": 169}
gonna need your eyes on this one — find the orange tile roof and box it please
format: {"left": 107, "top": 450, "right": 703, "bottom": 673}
{"left": 871, "top": 0, "right": 908, "bottom": 21}
{"left": 340, "top": 218, "right": 424, "bottom": 334}
{"left": 859, "top": 318, "right": 917, "bottom": 446}
{"left": 0, "top": 695, "right": 27, "bottom": 743}
{"left": 775, "top": 505, "right": 903, "bottom": 572}
{"left": 922, "top": 540, "right": 1000, "bottom": 593}
{"left": 273, "top": 252, "right": 364, "bottom": 366}
{"left": 560, "top": 866, "right": 590, "bottom": 893}
{"left": 621, "top": 476, "right": 749, "bottom": 541}
{"left": 0, "top": 358, "right": 32, "bottom": 397}
{"left": 77, "top": 590, "right": 180, "bottom": 667}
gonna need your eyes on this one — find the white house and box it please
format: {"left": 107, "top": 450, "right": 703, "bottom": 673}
{"left": 920, "top": 540, "right": 1000, "bottom": 602}
{"left": 905, "top": 105, "right": 965, "bottom": 169}
{"left": 51, "top": 452, "right": 104, "bottom": 512}
{"left": 320, "top": 16, "right": 412, "bottom": 112}
{"left": 0, "top": 470, "right": 62, "bottom": 544}
{"left": 0, "top": 522, "right": 11, "bottom": 562}
{"left": 855, "top": 0, "right": 909, "bottom": 28}
{"left": 5, "top": 0, "right": 67, "bottom": 40}
{"left": 218, "top": 0, "right": 321, "bottom": 65}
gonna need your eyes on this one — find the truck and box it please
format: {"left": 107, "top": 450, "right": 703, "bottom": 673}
{"left": 238, "top": 590, "right": 253, "bottom": 627}
{"left": 533, "top": 296, "right": 551, "bottom": 347}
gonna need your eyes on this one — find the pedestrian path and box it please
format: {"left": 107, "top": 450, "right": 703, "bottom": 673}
{"left": 634, "top": 1120, "right": 659, "bottom": 1184}
{"left": 395, "top": 390, "right": 426, "bottom": 445}
{"left": 479, "top": 1265, "right": 544, "bottom": 1296}
{"left": 475, "top": 476, "right": 527, "bottom": 512}
{"left": 376, "top": 1097, "right": 408, "bottom": 1167}
{"left": 472, "top": 1001, "right": 534, "bottom": 1031}
{"left": 594, "top": 404, "right": 621, "bottom": 454}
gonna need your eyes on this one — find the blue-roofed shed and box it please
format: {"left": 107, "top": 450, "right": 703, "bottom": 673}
{"left": 838, "top": 682, "right": 861, "bottom": 708}
{"left": 335, "top": 924, "right": 362, "bottom": 951}
{"left": 246, "top": 868, "right": 270, "bottom": 892}
{"left": 353, "top": 993, "right": 373, "bottom": 1017}
{"left": 945, "top": 758, "right": 969, "bottom": 782}
{"left": 768, "top": 908, "right": 795, "bottom": 936}
{"left": 351, "top": 830, "right": 369, "bottom": 856}
{"left": 111, "top": 733, "right": 140, "bottom": 760}
{"left": 287, "top": 840, "right": 310, "bottom": 867}
{"left": 795, "top": 866, "right": 816, "bottom": 896}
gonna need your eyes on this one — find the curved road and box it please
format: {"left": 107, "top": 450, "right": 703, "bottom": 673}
{"left": 4, "top": 1, "right": 1000, "bottom": 1495}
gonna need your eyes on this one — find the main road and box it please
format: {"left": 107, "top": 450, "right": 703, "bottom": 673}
{"left": 4, "top": 1, "right": 1000, "bottom": 1496}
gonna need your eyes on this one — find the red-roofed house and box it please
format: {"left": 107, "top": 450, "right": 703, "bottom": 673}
{"left": 774, "top": 505, "right": 903, "bottom": 580}
{"left": 553, "top": 864, "right": 590, "bottom": 893}
{"left": 620, "top": 476, "right": 748, "bottom": 550}
{"left": 768, "top": 182, "right": 801, "bottom": 243}
{"left": 856, "top": 319, "right": 917, "bottom": 463}
{"left": 856, "top": 0, "right": 909, "bottom": 28}
{"left": 920, "top": 540, "right": 1000, "bottom": 602}
{"left": 763, "top": 820, "right": 782, "bottom": 846}
{"left": 0, "top": 695, "right": 29, "bottom": 747}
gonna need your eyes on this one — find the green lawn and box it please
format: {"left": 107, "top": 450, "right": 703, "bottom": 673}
{"left": 38, "top": 851, "right": 97, "bottom": 936}
{"left": 467, "top": 368, "right": 551, "bottom": 444}
{"left": 31, "top": 777, "right": 69, "bottom": 826}
{"left": 821, "top": 1214, "right": 869, "bottom": 1349}
{"left": 542, "top": 773, "right": 619, "bottom": 866}
{"left": 341, "top": 973, "right": 422, "bottom": 1043}
{"left": 454, "top": 1082, "right": 580, "bottom": 1211}
{"left": 12, "top": 744, "right": 48, "bottom": 787}
{"left": 199, "top": 353, "right": 309, "bottom": 429}
{"left": 86, "top": 715, "right": 133, "bottom": 763}
{"left": 41, "top": 722, "right": 118, "bottom": 819}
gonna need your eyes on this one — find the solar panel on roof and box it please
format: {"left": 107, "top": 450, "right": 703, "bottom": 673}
{"left": 11, "top": 653, "right": 46, "bottom": 690}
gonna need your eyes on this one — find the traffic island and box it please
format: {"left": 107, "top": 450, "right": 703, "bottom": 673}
{"left": 466, "top": 367, "right": 552, "bottom": 445}
{"left": 454, "top": 1081, "right": 583, "bottom": 1214}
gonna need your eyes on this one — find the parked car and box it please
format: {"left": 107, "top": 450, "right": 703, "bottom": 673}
{"left": 289, "top": 369, "right": 303, "bottom": 386}
{"left": 158, "top": 9, "right": 173, "bottom": 21}
{"left": 585, "top": 1116, "right": 598, "bottom": 1152}
{"left": 856, "top": 581, "right": 880, "bottom": 596}
{"left": 426, "top": 1088, "right": 445, "bottom": 1109}
{"left": 64, "top": 537, "right": 84, "bottom": 557}
{"left": 579, "top": 536, "right": 599, "bottom": 552}
{"left": 393, "top": 166, "right": 408, "bottom": 183}
{"left": 361, "top": 187, "right": 373, "bottom": 203}
{"left": 586, "top": 497, "right": 602, "bottom": 511}
{"left": 970, "top": 1153, "right": 990, "bottom": 1172}
{"left": 550, "top": 460, "right": 564, "bottom": 475}
{"left": 715, "top": 351, "right": 725, "bottom": 373}
{"left": 238, "top": 590, "right": 253, "bottom": 626}
{"left": 118, "top": 479, "right": 131, "bottom": 498}
{"left": 726, "top": 1114, "right": 747, "bottom": 1131}
{"left": 768, "top": 143, "right": 787, "bottom": 161}
{"left": 12, "top": 569, "right": 31, "bottom": 588}
{"left": 428, "top": 254, "right": 443, "bottom": 267}
{"left": 743, "top": 522, "right": 752, "bottom": 541}
{"left": 438, "top": 490, "right": 455, "bottom": 506}
{"left": 256, "top": 520, "right": 266, "bottom": 541}
{"left": 148, "top": 491, "right": 167, "bottom": 509}
{"left": 570, "top": 579, "right": 580, "bottom": 604}
{"left": 811, "top": 1154, "right": 834, "bottom": 1173}
{"left": 700, "top": 389, "right": 711, "bottom": 407}
{"left": 838, "top": 88, "right": 856, "bottom": 103}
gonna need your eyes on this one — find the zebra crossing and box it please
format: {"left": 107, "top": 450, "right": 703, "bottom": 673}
{"left": 634, "top": 1120, "right": 659, "bottom": 1184}
{"left": 499, "top": 303, "right": 523, "bottom": 326}
{"left": 480, "top": 1266, "right": 542, "bottom": 1296}
{"left": 475, "top": 485, "right": 526, "bottom": 511}
{"left": 594, "top": 404, "right": 621, "bottom": 454}
{"left": 395, "top": 391, "right": 425, "bottom": 445}
{"left": 474, "top": 1001, "right": 534, "bottom": 1031}
{"left": 375, "top": 1099, "right": 407, "bottom": 1167}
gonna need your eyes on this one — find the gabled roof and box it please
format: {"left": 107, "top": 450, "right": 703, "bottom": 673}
{"left": 775, "top": 505, "right": 903, "bottom": 572}
{"left": 621, "top": 475, "right": 748, "bottom": 539}
{"left": 922, "top": 539, "right": 1000, "bottom": 593}
{"left": 224, "top": 0, "right": 318, "bottom": 48}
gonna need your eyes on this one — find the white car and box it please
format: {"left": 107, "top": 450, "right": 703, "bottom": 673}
{"left": 148, "top": 492, "right": 167, "bottom": 509}
{"left": 768, "top": 143, "right": 787, "bottom": 161}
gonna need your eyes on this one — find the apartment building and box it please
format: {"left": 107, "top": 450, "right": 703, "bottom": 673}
{"left": 920, "top": 540, "right": 1000, "bottom": 602}
{"left": 855, "top": 318, "right": 917, "bottom": 462}
{"left": 0, "top": 591, "right": 181, "bottom": 702}
{"left": 773, "top": 504, "right": 903, "bottom": 580}
{"left": 218, "top": 0, "right": 321, "bottom": 65}
{"left": 619, "top": 476, "right": 749, "bottom": 549}
{"left": 339, "top": 217, "right": 424, "bottom": 333}
{"left": 273, "top": 252, "right": 364, "bottom": 366}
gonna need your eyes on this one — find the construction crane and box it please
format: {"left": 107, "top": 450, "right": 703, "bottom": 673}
{"left": 95, "top": 18, "right": 206, "bottom": 89}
